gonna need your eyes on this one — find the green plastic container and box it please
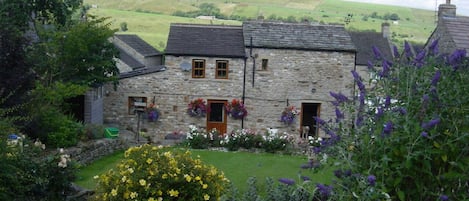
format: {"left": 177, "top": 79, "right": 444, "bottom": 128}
{"left": 104, "top": 127, "right": 119, "bottom": 139}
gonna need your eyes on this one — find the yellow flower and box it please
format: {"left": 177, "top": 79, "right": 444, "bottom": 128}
{"left": 128, "top": 168, "right": 134, "bottom": 174}
{"left": 146, "top": 158, "right": 153, "bottom": 164}
{"left": 148, "top": 198, "right": 156, "bottom": 201}
{"left": 139, "top": 179, "right": 146, "bottom": 186}
{"left": 121, "top": 176, "right": 127, "bottom": 183}
{"left": 202, "top": 183, "right": 208, "bottom": 189}
{"left": 204, "top": 194, "right": 210, "bottom": 200}
{"left": 195, "top": 176, "right": 201, "bottom": 181}
{"left": 168, "top": 189, "right": 179, "bottom": 197}
{"left": 111, "top": 188, "right": 118, "bottom": 196}
{"left": 130, "top": 191, "right": 138, "bottom": 199}
{"left": 93, "top": 175, "right": 99, "bottom": 179}
{"left": 158, "top": 190, "right": 163, "bottom": 196}
{"left": 184, "top": 174, "right": 192, "bottom": 182}
{"left": 162, "top": 174, "right": 168, "bottom": 179}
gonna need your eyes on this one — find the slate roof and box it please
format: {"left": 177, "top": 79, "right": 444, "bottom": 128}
{"left": 119, "top": 65, "right": 166, "bottom": 79}
{"left": 114, "top": 34, "right": 161, "bottom": 57}
{"left": 349, "top": 32, "right": 393, "bottom": 65}
{"left": 243, "top": 21, "right": 356, "bottom": 52}
{"left": 441, "top": 16, "right": 469, "bottom": 50}
{"left": 116, "top": 47, "right": 145, "bottom": 70}
{"left": 165, "top": 23, "right": 246, "bottom": 58}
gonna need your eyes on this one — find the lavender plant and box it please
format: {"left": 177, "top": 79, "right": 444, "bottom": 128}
{"left": 315, "top": 41, "right": 469, "bottom": 200}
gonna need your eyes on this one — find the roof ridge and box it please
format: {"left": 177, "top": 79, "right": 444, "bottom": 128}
{"left": 170, "top": 23, "right": 242, "bottom": 29}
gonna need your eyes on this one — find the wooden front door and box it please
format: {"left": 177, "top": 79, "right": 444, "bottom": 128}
{"left": 206, "top": 100, "right": 228, "bottom": 134}
{"left": 300, "top": 103, "right": 321, "bottom": 138}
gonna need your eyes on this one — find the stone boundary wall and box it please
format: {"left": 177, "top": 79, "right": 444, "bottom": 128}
{"left": 65, "top": 138, "right": 131, "bottom": 166}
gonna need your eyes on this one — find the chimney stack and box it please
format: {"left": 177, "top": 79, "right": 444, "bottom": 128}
{"left": 438, "top": 0, "right": 456, "bottom": 19}
{"left": 381, "top": 22, "right": 390, "bottom": 39}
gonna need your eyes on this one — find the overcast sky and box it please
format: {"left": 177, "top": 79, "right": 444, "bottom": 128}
{"left": 345, "top": 0, "right": 469, "bottom": 16}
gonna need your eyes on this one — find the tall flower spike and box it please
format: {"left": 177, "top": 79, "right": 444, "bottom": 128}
{"left": 431, "top": 70, "right": 441, "bottom": 86}
{"left": 367, "top": 60, "right": 374, "bottom": 71}
{"left": 404, "top": 41, "right": 414, "bottom": 59}
{"left": 414, "top": 50, "right": 426, "bottom": 68}
{"left": 429, "top": 39, "right": 439, "bottom": 56}
{"left": 372, "top": 46, "right": 382, "bottom": 60}
{"left": 392, "top": 45, "right": 400, "bottom": 58}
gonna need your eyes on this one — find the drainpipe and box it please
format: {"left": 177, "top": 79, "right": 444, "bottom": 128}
{"left": 250, "top": 37, "right": 256, "bottom": 87}
{"left": 241, "top": 56, "right": 247, "bottom": 129}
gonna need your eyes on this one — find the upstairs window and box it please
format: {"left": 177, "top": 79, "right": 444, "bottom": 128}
{"left": 261, "top": 59, "right": 268, "bottom": 71}
{"left": 216, "top": 60, "right": 229, "bottom": 79}
{"left": 192, "top": 59, "right": 205, "bottom": 78}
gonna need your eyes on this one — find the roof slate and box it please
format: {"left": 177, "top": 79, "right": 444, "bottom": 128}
{"left": 119, "top": 65, "right": 166, "bottom": 79}
{"left": 116, "top": 47, "right": 145, "bottom": 70}
{"left": 165, "top": 24, "right": 246, "bottom": 58}
{"left": 442, "top": 16, "right": 469, "bottom": 50}
{"left": 349, "top": 32, "right": 393, "bottom": 65}
{"left": 114, "top": 34, "right": 161, "bottom": 57}
{"left": 243, "top": 21, "right": 356, "bottom": 52}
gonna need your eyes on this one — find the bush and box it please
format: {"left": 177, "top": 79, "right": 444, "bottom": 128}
{"left": 36, "top": 107, "right": 83, "bottom": 148}
{"left": 0, "top": 136, "right": 77, "bottom": 200}
{"left": 314, "top": 41, "right": 469, "bottom": 200}
{"left": 93, "top": 144, "right": 229, "bottom": 201}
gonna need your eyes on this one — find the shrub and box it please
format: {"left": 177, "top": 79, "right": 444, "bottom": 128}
{"left": 314, "top": 41, "right": 469, "bottom": 200}
{"left": 93, "top": 144, "right": 229, "bottom": 201}
{"left": 261, "top": 129, "right": 294, "bottom": 153}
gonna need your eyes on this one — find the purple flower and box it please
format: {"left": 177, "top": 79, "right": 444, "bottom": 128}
{"left": 393, "top": 45, "right": 400, "bottom": 58}
{"left": 379, "top": 60, "right": 391, "bottom": 77}
{"left": 393, "top": 107, "right": 407, "bottom": 115}
{"left": 413, "top": 50, "right": 426, "bottom": 68}
{"left": 367, "top": 175, "right": 376, "bottom": 186}
{"left": 344, "top": 170, "right": 352, "bottom": 177}
{"left": 372, "top": 46, "right": 382, "bottom": 60}
{"left": 429, "top": 39, "right": 439, "bottom": 55}
{"left": 359, "top": 91, "right": 366, "bottom": 108}
{"left": 351, "top": 70, "right": 366, "bottom": 92}
{"left": 301, "top": 176, "right": 311, "bottom": 181}
{"left": 383, "top": 121, "right": 393, "bottom": 135}
{"left": 439, "top": 195, "right": 449, "bottom": 201}
{"left": 384, "top": 95, "right": 391, "bottom": 108}
{"left": 404, "top": 41, "right": 414, "bottom": 58}
{"left": 356, "top": 115, "right": 364, "bottom": 127}
{"left": 314, "top": 117, "right": 326, "bottom": 126}
{"left": 278, "top": 178, "right": 295, "bottom": 185}
{"left": 422, "top": 118, "right": 441, "bottom": 130}
{"left": 431, "top": 70, "right": 441, "bottom": 86}
{"left": 316, "top": 183, "right": 333, "bottom": 197}
{"left": 367, "top": 60, "right": 374, "bottom": 71}
{"left": 335, "top": 108, "right": 344, "bottom": 121}
{"left": 330, "top": 91, "right": 349, "bottom": 106}
{"left": 312, "top": 146, "right": 321, "bottom": 154}
{"left": 448, "top": 49, "right": 466, "bottom": 71}
{"left": 422, "top": 94, "right": 430, "bottom": 103}
{"left": 421, "top": 131, "right": 429, "bottom": 138}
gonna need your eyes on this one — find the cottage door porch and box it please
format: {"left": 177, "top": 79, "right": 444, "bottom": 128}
{"left": 206, "top": 100, "right": 228, "bottom": 134}
{"left": 300, "top": 103, "right": 321, "bottom": 138}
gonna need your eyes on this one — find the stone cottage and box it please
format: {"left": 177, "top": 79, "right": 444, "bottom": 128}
{"left": 113, "top": 34, "right": 163, "bottom": 73}
{"left": 426, "top": 0, "right": 469, "bottom": 54}
{"left": 103, "top": 21, "right": 357, "bottom": 141}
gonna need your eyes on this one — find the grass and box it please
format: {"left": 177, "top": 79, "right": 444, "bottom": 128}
{"left": 74, "top": 147, "right": 333, "bottom": 194}
{"left": 84, "top": 0, "right": 437, "bottom": 50}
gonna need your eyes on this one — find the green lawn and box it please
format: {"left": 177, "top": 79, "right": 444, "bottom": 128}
{"left": 75, "top": 148, "right": 333, "bottom": 193}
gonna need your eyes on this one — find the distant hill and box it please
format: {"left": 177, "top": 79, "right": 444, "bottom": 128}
{"left": 84, "top": 0, "right": 437, "bottom": 51}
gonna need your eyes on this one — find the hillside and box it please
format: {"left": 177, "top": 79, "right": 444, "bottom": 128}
{"left": 84, "top": 0, "right": 437, "bottom": 51}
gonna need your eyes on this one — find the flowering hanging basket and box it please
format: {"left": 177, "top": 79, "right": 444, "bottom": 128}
{"left": 280, "top": 106, "right": 299, "bottom": 125}
{"left": 225, "top": 99, "right": 247, "bottom": 119}
{"left": 146, "top": 103, "right": 160, "bottom": 122}
{"left": 187, "top": 98, "right": 208, "bottom": 117}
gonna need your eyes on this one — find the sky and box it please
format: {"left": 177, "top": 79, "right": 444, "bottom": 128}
{"left": 345, "top": 0, "right": 469, "bottom": 16}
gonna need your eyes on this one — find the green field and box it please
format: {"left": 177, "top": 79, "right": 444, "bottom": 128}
{"left": 84, "top": 0, "right": 437, "bottom": 51}
{"left": 75, "top": 148, "right": 332, "bottom": 193}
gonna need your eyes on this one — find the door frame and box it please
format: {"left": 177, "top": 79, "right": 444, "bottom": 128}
{"left": 300, "top": 102, "right": 321, "bottom": 138}
{"left": 206, "top": 99, "right": 228, "bottom": 134}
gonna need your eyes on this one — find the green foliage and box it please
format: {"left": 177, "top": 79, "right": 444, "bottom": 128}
{"left": 120, "top": 21, "right": 128, "bottom": 31}
{"left": 0, "top": 136, "right": 77, "bottom": 200}
{"left": 27, "top": 82, "right": 86, "bottom": 147}
{"left": 93, "top": 144, "right": 230, "bottom": 201}
{"left": 31, "top": 16, "right": 119, "bottom": 87}
{"left": 316, "top": 42, "right": 469, "bottom": 200}
{"left": 82, "top": 123, "right": 106, "bottom": 141}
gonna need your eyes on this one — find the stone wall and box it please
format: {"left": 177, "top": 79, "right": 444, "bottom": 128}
{"left": 103, "top": 49, "right": 355, "bottom": 141}
{"left": 65, "top": 138, "right": 130, "bottom": 165}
